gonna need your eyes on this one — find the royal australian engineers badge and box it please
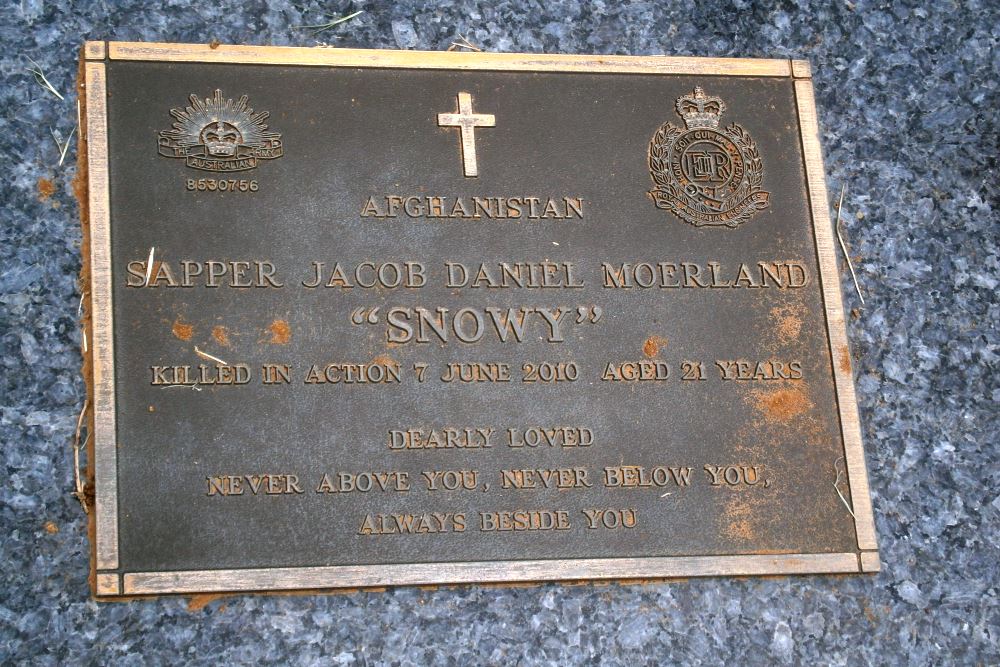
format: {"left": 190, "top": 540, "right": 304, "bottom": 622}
{"left": 158, "top": 89, "right": 283, "bottom": 172}
{"left": 648, "top": 87, "right": 769, "bottom": 228}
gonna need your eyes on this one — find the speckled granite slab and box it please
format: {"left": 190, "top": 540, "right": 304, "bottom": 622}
{"left": 1, "top": 1, "right": 997, "bottom": 664}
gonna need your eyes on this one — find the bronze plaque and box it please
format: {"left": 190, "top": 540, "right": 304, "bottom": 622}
{"left": 79, "top": 42, "right": 879, "bottom": 598}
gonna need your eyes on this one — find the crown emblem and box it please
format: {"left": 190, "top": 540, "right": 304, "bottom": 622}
{"left": 158, "top": 90, "right": 283, "bottom": 172}
{"left": 648, "top": 86, "right": 769, "bottom": 228}
{"left": 675, "top": 86, "right": 727, "bottom": 129}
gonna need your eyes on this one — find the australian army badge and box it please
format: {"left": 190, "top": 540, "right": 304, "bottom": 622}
{"left": 157, "top": 90, "right": 283, "bottom": 172}
{"left": 648, "top": 87, "right": 769, "bottom": 228}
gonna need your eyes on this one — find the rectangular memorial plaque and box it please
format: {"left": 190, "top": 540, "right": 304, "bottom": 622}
{"left": 79, "top": 42, "right": 879, "bottom": 598}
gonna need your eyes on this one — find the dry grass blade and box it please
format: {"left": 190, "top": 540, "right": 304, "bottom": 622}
{"left": 73, "top": 400, "right": 90, "bottom": 514}
{"left": 835, "top": 183, "right": 865, "bottom": 305}
{"left": 194, "top": 346, "right": 228, "bottom": 366}
{"left": 448, "top": 35, "right": 482, "bottom": 52}
{"left": 27, "top": 56, "right": 64, "bottom": 101}
{"left": 143, "top": 247, "right": 155, "bottom": 286}
{"left": 163, "top": 383, "right": 203, "bottom": 392}
{"left": 59, "top": 127, "right": 75, "bottom": 165}
{"left": 833, "top": 457, "right": 856, "bottom": 520}
{"left": 51, "top": 127, "right": 76, "bottom": 166}
{"left": 295, "top": 10, "right": 364, "bottom": 33}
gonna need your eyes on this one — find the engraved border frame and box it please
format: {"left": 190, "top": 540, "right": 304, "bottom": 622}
{"left": 81, "top": 42, "right": 878, "bottom": 598}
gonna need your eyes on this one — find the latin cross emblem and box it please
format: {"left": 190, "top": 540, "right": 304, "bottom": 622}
{"left": 437, "top": 92, "right": 495, "bottom": 177}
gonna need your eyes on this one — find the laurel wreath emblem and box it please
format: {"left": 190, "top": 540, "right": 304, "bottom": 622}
{"left": 648, "top": 121, "right": 769, "bottom": 228}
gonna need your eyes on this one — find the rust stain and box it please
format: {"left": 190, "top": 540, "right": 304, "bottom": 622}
{"left": 862, "top": 604, "right": 877, "bottom": 623}
{"left": 268, "top": 319, "right": 291, "bottom": 345}
{"left": 769, "top": 304, "right": 803, "bottom": 340}
{"left": 44, "top": 521, "right": 59, "bottom": 534}
{"left": 82, "top": 482, "right": 95, "bottom": 510}
{"left": 187, "top": 593, "right": 226, "bottom": 612}
{"left": 718, "top": 479, "right": 794, "bottom": 550}
{"left": 749, "top": 386, "right": 812, "bottom": 423}
{"left": 642, "top": 335, "right": 669, "bottom": 358}
{"left": 722, "top": 496, "right": 756, "bottom": 541}
{"left": 212, "top": 325, "right": 231, "bottom": 347}
{"left": 839, "top": 347, "right": 852, "bottom": 374}
{"left": 71, "top": 170, "right": 86, "bottom": 206}
{"left": 172, "top": 318, "right": 194, "bottom": 341}
{"left": 370, "top": 354, "right": 399, "bottom": 368}
{"left": 727, "top": 518, "right": 753, "bottom": 540}
{"left": 37, "top": 177, "right": 56, "bottom": 202}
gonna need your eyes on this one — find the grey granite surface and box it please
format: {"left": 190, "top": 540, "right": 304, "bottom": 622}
{"left": 1, "top": 0, "right": 998, "bottom": 664}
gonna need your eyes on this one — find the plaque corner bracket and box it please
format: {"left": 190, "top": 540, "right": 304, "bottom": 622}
{"left": 791, "top": 59, "right": 812, "bottom": 79}
{"left": 84, "top": 41, "right": 107, "bottom": 61}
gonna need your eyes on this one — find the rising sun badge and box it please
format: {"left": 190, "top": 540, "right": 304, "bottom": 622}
{"left": 157, "top": 89, "right": 283, "bottom": 172}
{"left": 648, "top": 86, "right": 769, "bottom": 228}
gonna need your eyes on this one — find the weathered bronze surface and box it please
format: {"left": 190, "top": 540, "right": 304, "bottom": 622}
{"left": 80, "top": 42, "right": 878, "bottom": 597}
